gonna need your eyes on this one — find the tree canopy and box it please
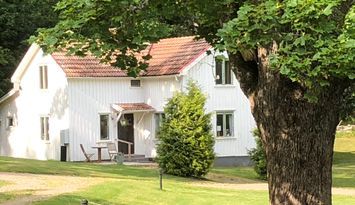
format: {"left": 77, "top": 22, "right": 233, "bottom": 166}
{"left": 33, "top": 0, "right": 354, "bottom": 86}
{"left": 0, "top": 0, "right": 58, "bottom": 96}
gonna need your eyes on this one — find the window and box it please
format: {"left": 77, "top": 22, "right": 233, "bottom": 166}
{"left": 215, "top": 59, "right": 231, "bottom": 85}
{"left": 7, "top": 116, "right": 14, "bottom": 128}
{"left": 40, "top": 117, "right": 49, "bottom": 140}
{"left": 154, "top": 113, "right": 165, "bottom": 136}
{"left": 39, "top": 65, "right": 48, "bottom": 89}
{"left": 130, "top": 80, "right": 141, "bottom": 87}
{"left": 216, "top": 112, "right": 234, "bottom": 137}
{"left": 100, "top": 114, "right": 109, "bottom": 140}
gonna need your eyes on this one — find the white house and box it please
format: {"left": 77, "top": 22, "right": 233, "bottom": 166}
{"left": 0, "top": 36, "right": 256, "bottom": 166}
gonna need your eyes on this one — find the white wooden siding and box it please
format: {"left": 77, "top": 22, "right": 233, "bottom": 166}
{"left": 0, "top": 46, "right": 256, "bottom": 161}
{"left": 0, "top": 50, "right": 69, "bottom": 160}
{"left": 68, "top": 77, "right": 179, "bottom": 160}
{"left": 182, "top": 53, "right": 256, "bottom": 156}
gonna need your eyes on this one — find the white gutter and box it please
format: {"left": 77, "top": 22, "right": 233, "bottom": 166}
{"left": 0, "top": 89, "right": 19, "bottom": 104}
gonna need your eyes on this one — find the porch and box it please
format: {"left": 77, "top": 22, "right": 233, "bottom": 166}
{"left": 99, "top": 103, "right": 158, "bottom": 162}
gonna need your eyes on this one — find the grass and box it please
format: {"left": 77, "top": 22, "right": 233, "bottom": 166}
{"left": 0, "top": 193, "right": 15, "bottom": 204}
{"left": 210, "top": 166, "right": 260, "bottom": 181}
{"left": 34, "top": 181, "right": 268, "bottom": 205}
{"left": 0, "top": 157, "right": 158, "bottom": 179}
{"left": 0, "top": 129, "right": 353, "bottom": 204}
{"left": 333, "top": 129, "right": 355, "bottom": 188}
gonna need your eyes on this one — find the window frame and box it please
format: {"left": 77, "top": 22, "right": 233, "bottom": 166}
{"left": 130, "top": 79, "right": 141, "bottom": 88}
{"left": 216, "top": 111, "right": 234, "bottom": 138}
{"left": 7, "top": 116, "right": 14, "bottom": 128}
{"left": 39, "top": 65, "right": 48, "bottom": 89}
{"left": 99, "top": 114, "right": 110, "bottom": 141}
{"left": 40, "top": 116, "right": 50, "bottom": 141}
{"left": 215, "top": 58, "right": 232, "bottom": 85}
{"left": 154, "top": 112, "right": 165, "bottom": 136}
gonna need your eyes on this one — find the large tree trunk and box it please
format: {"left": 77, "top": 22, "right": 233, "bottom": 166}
{"left": 230, "top": 47, "right": 349, "bottom": 204}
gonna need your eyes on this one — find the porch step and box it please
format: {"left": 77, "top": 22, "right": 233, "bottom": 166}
{"left": 123, "top": 154, "right": 152, "bottom": 163}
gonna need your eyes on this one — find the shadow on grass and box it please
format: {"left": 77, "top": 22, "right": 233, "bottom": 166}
{"left": 333, "top": 152, "right": 355, "bottom": 188}
{"left": 333, "top": 151, "right": 355, "bottom": 165}
{"left": 0, "top": 156, "right": 158, "bottom": 180}
{"left": 34, "top": 194, "right": 126, "bottom": 205}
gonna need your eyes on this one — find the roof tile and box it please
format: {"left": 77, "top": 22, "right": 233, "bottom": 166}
{"left": 52, "top": 36, "right": 211, "bottom": 77}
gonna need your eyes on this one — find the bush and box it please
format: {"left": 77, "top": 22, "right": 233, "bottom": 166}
{"left": 248, "top": 129, "right": 267, "bottom": 180}
{"left": 157, "top": 81, "right": 215, "bottom": 178}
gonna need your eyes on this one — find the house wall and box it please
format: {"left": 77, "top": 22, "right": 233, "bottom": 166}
{"left": 0, "top": 50, "right": 69, "bottom": 160}
{"left": 67, "top": 55, "right": 256, "bottom": 161}
{"left": 0, "top": 47, "right": 256, "bottom": 162}
{"left": 67, "top": 76, "right": 180, "bottom": 161}
{"left": 142, "top": 77, "right": 181, "bottom": 157}
{"left": 182, "top": 53, "right": 257, "bottom": 157}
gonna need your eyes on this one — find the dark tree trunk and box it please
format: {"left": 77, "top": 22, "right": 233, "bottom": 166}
{"left": 229, "top": 47, "right": 349, "bottom": 205}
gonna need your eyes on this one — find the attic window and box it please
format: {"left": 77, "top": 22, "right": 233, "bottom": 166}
{"left": 215, "top": 59, "right": 231, "bottom": 85}
{"left": 131, "top": 80, "right": 141, "bottom": 87}
{"left": 39, "top": 65, "right": 48, "bottom": 89}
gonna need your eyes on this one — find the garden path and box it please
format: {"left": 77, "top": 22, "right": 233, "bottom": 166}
{"left": 0, "top": 172, "right": 107, "bottom": 205}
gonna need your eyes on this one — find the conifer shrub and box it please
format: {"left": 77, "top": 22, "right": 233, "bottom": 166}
{"left": 248, "top": 129, "right": 267, "bottom": 180}
{"left": 157, "top": 81, "right": 215, "bottom": 178}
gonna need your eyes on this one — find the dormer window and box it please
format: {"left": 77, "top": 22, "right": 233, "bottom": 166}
{"left": 215, "top": 59, "right": 231, "bottom": 85}
{"left": 131, "top": 80, "right": 141, "bottom": 87}
{"left": 39, "top": 65, "right": 48, "bottom": 89}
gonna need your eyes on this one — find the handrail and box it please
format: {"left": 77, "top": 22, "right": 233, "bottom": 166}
{"left": 115, "top": 138, "right": 133, "bottom": 160}
{"left": 116, "top": 138, "right": 133, "bottom": 145}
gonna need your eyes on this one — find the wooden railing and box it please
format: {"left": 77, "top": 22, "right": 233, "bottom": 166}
{"left": 115, "top": 139, "right": 133, "bottom": 161}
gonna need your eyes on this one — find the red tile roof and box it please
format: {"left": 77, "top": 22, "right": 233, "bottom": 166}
{"left": 117, "top": 103, "right": 155, "bottom": 111}
{"left": 51, "top": 36, "right": 211, "bottom": 77}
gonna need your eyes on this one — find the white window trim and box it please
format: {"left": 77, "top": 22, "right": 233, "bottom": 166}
{"left": 215, "top": 111, "right": 235, "bottom": 138}
{"left": 215, "top": 59, "right": 233, "bottom": 85}
{"left": 40, "top": 115, "right": 50, "bottom": 141}
{"left": 99, "top": 113, "right": 110, "bottom": 141}
{"left": 39, "top": 65, "right": 48, "bottom": 90}
{"left": 130, "top": 79, "right": 142, "bottom": 88}
{"left": 6, "top": 116, "right": 15, "bottom": 129}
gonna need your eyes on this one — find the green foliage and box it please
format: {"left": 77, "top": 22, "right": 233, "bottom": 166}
{"left": 248, "top": 129, "right": 267, "bottom": 180}
{"left": 340, "top": 84, "right": 355, "bottom": 123}
{"left": 218, "top": 0, "right": 355, "bottom": 96}
{"left": 0, "top": 0, "right": 58, "bottom": 96}
{"left": 32, "top": 0, "right": 175, "bottom": 77}
{"left": 157, "top": 81, "right": 215, "bottom": 178}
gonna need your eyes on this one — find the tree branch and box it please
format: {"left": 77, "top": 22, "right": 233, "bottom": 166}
{"left": 229, "top": 51, "right": 258, "bottom": 97}
{"left": 331, "top": 0, "right": 354, "bottom": 28}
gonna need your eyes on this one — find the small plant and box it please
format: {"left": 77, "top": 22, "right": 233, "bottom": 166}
{"left": 248, "top": 129, "right": 267, "bottom": 180}
{"left": 157, "top": 81, "right": 215, "bottom": 178}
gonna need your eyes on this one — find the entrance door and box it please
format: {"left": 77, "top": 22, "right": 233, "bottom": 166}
{"left": 117, "top": 114, "right": 134, "bottom": 154}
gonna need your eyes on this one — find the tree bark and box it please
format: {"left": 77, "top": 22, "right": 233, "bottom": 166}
{"left": 230, "top": 47, "right": 349, "bottom": 205}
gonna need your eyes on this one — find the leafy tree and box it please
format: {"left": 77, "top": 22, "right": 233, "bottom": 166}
{"left": 33, "top": 0, "right": 354, "bottom": 204}
{"left": 157, "top": 81, "right": 215, "bottom": 178}
{"left": 0, "top": 0, "right": 58, "bottom": 96}
{"left": 340, "top": 84, "right": 355, "bottom": 124}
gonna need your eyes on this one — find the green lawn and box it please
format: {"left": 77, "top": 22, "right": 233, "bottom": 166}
{"left": 333, "top": 129, "right": 355, "bottom": 188}
{"left": 0, "top": 129, "right": 353, "bottom": 204}
{"left": 211, "top": 166, "right": 260, "bottom": 181}
{"left": 35, "top": 181, "right": 268, "bottom": 205}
